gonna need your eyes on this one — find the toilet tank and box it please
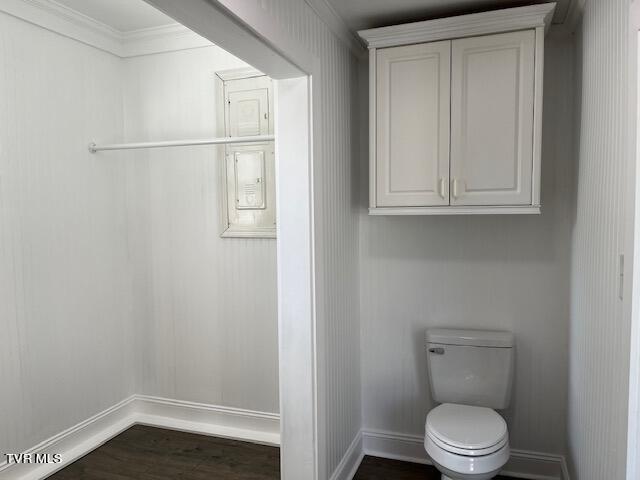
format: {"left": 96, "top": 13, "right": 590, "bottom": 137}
{"left": 426, "top": 328, "right": 514, "bottom": 409}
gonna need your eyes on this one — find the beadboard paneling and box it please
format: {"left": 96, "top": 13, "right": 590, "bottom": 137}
{"left": 568, "top": 0, "right": 633, "bottom": 478}
{"left": 0, "top": 12, "right": 135, "bottom": 455}
{"left": 312, "top": 31, "right": 361, "bottom": 480}
{"left": 227, "top": 1, "right": 363, "bottom": 477}
{"left": 122, "top": 46, "right": 280, "bottom": 414}
{"left": 127, "top": 2, "right": 362, "bottom": 476}
{"left": 359, "top": 34, "right": 575, "bottom": 456}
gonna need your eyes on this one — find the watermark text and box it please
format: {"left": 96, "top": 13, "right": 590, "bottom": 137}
{"left": 4, "top": 453, "right": 61, "bottom": 464}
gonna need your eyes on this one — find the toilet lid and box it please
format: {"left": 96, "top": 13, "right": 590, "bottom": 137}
{"left": 426, "top": 403, "right": 507, "bottom": 452}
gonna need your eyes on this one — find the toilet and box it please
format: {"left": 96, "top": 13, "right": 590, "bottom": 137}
{"left": 424, "top": 329, "right": 514, "bottom": 480}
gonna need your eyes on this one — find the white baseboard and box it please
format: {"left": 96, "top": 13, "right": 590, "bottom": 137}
{"left": 361, "top": 429, "right": 570, "bottom": 480}
{"left": 0, "top": 396, "right": 138, "bottom": 480}
{"left": 329, "top": 432, "right": 364, "bottom": 480}
{"left": 502, "top": 449, "right": 570, "bottom": 480}
{"left": 134, "top": 395, "right": 280, "bottom": 446}
{"left": 362, "top": 429, "right": 429, "bottom": 465}
{"left": 0, "top": 395, "right": 280, "bottom": 480}
{"left": 0, "top": 401, "right": 570, "bottom": 480}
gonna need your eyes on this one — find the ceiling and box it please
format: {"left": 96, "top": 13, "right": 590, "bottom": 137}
{"left": 52, "top": 0, "right": 572, "bottom": 40}
{"left": 56, "top": 0, "right": 572, "bottom": 36}
{"left": 54, "top": 0, "right": 175, "bottom": 32}
{"left": 324, "top": 0, "right": 573, "bottom": 32}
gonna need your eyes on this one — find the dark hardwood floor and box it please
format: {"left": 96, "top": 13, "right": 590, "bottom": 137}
{"left": 47, "top": 425, "right": 280, "bottom": 479}
{"left": 47, "top": 426, "right": 518, "bottom": 480}
{"left": 354, "top": 456, "right": 517, "bottom": 480}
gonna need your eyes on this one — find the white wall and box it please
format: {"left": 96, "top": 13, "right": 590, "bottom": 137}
{"left": 0, "top": 12, "right": 134, "bottom": 455}
{"left": 569, "top": 0, "right": 634, "bottom": 478}
{"left": 312, "top": 35, "right": 361, "bottom": 480}
{"left": 204, "top": 2, "right": 363, "bottom": 477}
{"left": 359, "top": 33, "right": 575, "bottom": 457}
{"left": 258, "top": 4, "right": 362, "bottom": 478}
{"left": 0, "top": 8, "right": 282, "bottom": 459}
{"left": 123, "top": 46, "right": 280, "bottom": 413}
{"left": 0, "top": 2, "right": 362, "bottom": 476}
{"left": 206, "top": 2, "right": 363, "bottom": 478}
{"left": 628, "top": 25, "right": 640, "bottom": 480}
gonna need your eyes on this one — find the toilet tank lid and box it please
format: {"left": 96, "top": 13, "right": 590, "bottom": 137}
{"left": 426, "top": 329, "right": 514, "bottom": 348}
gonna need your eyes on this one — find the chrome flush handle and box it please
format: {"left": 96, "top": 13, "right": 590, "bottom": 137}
{"left": 428, "top": 347, "right": 445, "bottom": 355}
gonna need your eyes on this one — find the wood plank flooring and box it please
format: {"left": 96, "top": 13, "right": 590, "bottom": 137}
{"left": 353, "top": 456, "right": 518, "bottom": 479}
{"left": 47, "top": 426, "right": 519, "bottom": 479}
{"left": 47, "top": 425, "right": 280, "bottom": 479}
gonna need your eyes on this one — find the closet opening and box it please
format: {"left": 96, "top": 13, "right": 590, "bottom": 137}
{"left": 0, "top": 0, "right": 315, "bottom": 478}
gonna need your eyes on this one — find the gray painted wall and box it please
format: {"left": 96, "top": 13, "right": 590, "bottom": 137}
{"left": 359, "top": 33, "right": 575, "bottom": 457}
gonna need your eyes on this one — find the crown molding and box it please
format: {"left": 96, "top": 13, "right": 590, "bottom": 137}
{"left": 358, "top": 3, "right": 557, "bottom": 49}
{"left": 0, "top": 0, "right": 212, "bottom": 58}
{"left": 0, "top": 0, "right": 122, "bottom": 54}
{"left": 121, "top": 23, "right": 212, "bottom": 57}
{"left": 304, "top": 0, "right": 366, "bottom": 58}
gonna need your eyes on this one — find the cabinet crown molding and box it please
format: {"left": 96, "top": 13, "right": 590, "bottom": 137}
{"left": 357, "top": 3, "right": 556, "bottom": 48}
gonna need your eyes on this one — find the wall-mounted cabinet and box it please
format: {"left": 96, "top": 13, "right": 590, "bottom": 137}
{"left": 359, "top": 3, "right": 556, "bottom": 215}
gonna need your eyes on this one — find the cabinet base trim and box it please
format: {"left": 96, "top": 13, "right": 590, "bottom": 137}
{"left": 369, "top": 206, "right": 541, "bottom": 215}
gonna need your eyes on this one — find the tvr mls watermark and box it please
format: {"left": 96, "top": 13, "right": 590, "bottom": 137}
{"left": 4, "top": 453, "right": 62, "bottom": 464}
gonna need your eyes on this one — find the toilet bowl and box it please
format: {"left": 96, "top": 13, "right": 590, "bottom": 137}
{"left": 424, "top": 403, "right": 510, "bottom": 480}
{"left": 424, "top": 329, "right": 515, "bottom": 480}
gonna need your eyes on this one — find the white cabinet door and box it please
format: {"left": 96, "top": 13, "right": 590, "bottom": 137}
{"left": 450, "top": 30, "right": 535, "bottom": 206}
{"left": 225, "top": 75, "right": 273, "bottom": 137}
{"left": 227, "top": 88, "right": 270, "bottom": 137}
{"left": 224, "top": 143, "right": 276, "bottom": 235}
{"left": 376, "top": 41, "right": 451, "bottom": 207}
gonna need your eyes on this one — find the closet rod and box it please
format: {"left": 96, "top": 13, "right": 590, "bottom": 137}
{"left": 88, "top": 135, "right": 275, "bottom": 153}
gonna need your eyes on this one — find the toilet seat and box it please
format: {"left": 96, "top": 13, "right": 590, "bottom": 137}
{"left": 427, "top": 430, "right": 508, "bottom": 457}
{"left": 425, "top": 434, "right": 509, "bottom": 479}
{"left": 426, "top": 403, "right": 508, "bottom": 456}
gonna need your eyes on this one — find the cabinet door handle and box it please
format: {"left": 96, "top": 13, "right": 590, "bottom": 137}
{"left": 438, "top": 178, "right": 447, "bottom": 199}
{"left": 451, "top": 178, "right": 465, "bottom": 199}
